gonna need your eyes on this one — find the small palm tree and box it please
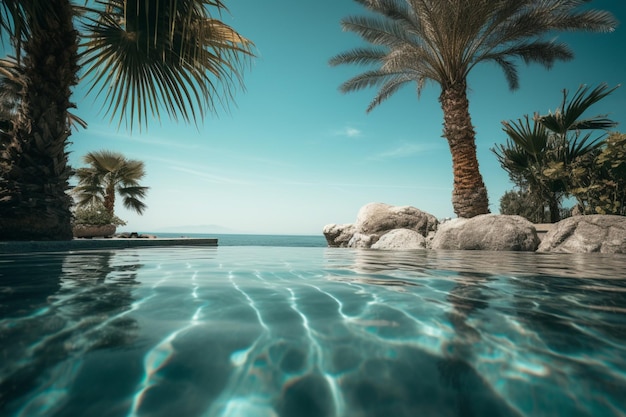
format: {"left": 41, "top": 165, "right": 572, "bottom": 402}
{"left": 493, "top": 84, "right": 619, "bottom": 222}
{"left": 73, "top": 150, "right": 149, "bottom": 219}
{"left": 330, "top": 0, "right": 617, "bottom": 218}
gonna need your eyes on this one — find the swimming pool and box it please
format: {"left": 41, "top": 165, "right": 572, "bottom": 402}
{"left": 1, "top": 246, "right": 625, "bottom": 416}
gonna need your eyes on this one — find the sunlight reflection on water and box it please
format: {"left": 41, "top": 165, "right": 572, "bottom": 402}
{"left": 1, "top": 247, "right": 625, "bottom": 417}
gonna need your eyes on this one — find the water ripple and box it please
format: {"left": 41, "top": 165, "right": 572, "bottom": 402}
{"left": 1, "top": 247, "right": 625, "bottom": 417}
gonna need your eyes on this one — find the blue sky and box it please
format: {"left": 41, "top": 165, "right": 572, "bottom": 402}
{"left": 66, "top": 0, "right": 626, "bottom": 235}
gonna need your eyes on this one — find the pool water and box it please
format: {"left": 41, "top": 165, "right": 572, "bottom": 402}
{"left": 1, "top": 246, "right": 625, "bottom": 417}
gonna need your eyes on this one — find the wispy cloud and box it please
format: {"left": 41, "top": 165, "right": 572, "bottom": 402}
{"left": 84, "top": 127, "right": 203, "bottom": 151}
{"left": 369, "top": 142, "right": 438, "bottom": 160}
{"left": 150, "top": 154, "right": 451, "bottom": 191}
{"left": 85, "top": 127, "right": 295, "bottom": 168}
{"left": 170, "top": 166, "right": 252, "bottom": 185}
{"left": 333, "top": 126, "right": 362, "bottom": 138}
{"left": 279, "top": 180, "right": 450, "bottom": 191}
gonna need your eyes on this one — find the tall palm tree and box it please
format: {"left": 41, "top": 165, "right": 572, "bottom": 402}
{"left": 493, "top": 83, "right": 619, "bottom": 222}
{"left": 0, "top": 0, "right": 253, "bottom": 240}
{"left": 329, "top": 0, "right": 617, "bottom": 218}
{"left": 0, "top": 1, "right": 79, "bottom": 240}
{"left": 74, "top": 150, "right": 149, "bottom": 218}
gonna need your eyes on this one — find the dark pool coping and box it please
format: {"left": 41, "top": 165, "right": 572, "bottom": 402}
{"left": 0, "top": 238, "right": 218, "bottom": 254}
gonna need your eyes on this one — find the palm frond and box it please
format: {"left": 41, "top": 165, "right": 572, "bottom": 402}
{"left": 341, "top": 15, "right": 413, "bottom": 48}
{"left": 364, "top": 0, "right": 413, "bottom": 26}
{"left": 566, "top": 131, "right": 605, "bottom": 162}
{"left": 339, "top": 69, "right": 396, "bottom": 93}
{"left": 472, "top": 1, "right": 615, "bottom": 91}
{"left": 549, "top": 9, "right": 618, "bottom": 33}
{"left": 501, "top": 115, "right": 550, "bottom": 158}
{"left": 329, "top": 48, "right": 388, "bottom": 67}
{"left": 481, "top": 40, "right": 573, "bottom": 70}
{"left": 0, "top": 1, "right": 57, "bottom": 63}
{"left": 491, "top": 57, "right": 519, "bottom": 90}
{"left": 539, "top": 83, "right": 620, "bottom": 134}
{"left": 0, "top": 1, "right": 25, "bottom": 41}
{"left": 122, "top": 196, "right": 147, "bottom": 215}
{"left": 78, "top": 0, "right": 254, "bottom": 130}
{"left": 367, "top": 73, "right": 414, "bottom": 112}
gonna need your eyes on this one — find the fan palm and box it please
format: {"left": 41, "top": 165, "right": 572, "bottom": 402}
{"left": 329, "top": 0, "right": 617, "bottom": 218}
{"left": 493, "top": 83, "right": 619, "bottom": 222}
{"left": 74, "top": 150, "right": 149, "bottom": 218}
{"left": 0, "top": 0, "right": 253, "bottom": 240}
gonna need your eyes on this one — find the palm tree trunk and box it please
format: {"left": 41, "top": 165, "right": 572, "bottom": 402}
{"left": 548, "top": 196, "right": 561, "bottom": 223}
{"left": 439, "top": 82, "right": 490, "bottom": 218}
{"left": 0, "top": 1, "right": 79, "bottom": 240}
{"left": 104, "top": 183, "right": 115, "bottom": 215}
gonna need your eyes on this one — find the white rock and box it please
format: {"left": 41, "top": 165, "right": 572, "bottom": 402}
{"left": 348, "top": 233, "right": 378, "bottom": 248}
{"left": 323, "top": 223, "right": 355, "bottom": 247}
{"left": 431, "top": 214, "right": 539, "bottom": 251}
{"left": 537, "top": 215, "right": 626, "bottom": 253}
{"left": 354, "top": 202, "right": 438, "bottom": 236}
{"left": 371, "top": 229, "right": 427, "bottom": 250}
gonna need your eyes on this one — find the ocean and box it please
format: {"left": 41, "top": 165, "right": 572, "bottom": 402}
{"left": 149, "top": 232, "right": 328, "bottom": 247}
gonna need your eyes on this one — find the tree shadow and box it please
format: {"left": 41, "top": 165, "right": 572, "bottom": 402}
{"left": 0, "top": 250, "right": 142, "bottom": 415}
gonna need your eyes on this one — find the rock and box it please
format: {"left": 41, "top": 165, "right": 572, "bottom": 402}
{"left": 115, "top": 232, "right": 158, "bottom": 239}
{"left": 537, "top": 215, "right": 626, "bottom": 253}
{"left": 431, "top": 214, "right": 539, "bottom": 251}
{"left": 348, "top": 232, "right": 379, "bottom": 248}
{"left": 371, "top": 229, "right": 427, "bottom": 250}
{"left": 323, "top": 223, "right": 355, "bottom": 247}
{"left": 323, "top": 203, "right": 439, "bottom": 249}
{"left": 354, "top": 203, "right": 438, "bottom": 236}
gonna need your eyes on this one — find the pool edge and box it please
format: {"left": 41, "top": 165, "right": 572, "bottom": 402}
{"left": 0, "top": 238, "right": 218, "bottom": 254}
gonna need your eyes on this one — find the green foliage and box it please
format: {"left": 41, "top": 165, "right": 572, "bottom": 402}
{"left": 499, "top": 189, "right": 573, "bottom": 222}
{"left": 493, "top": 84, "right": 619, "bottom": 222}
{"left": 499, "top": 189, "right": 548, "bottom": 223}
{"left": 546, "top": 132, "right": 626, "bottom": 215}
{"left": 73, "top": 203, "right": 126, "bottom": 227}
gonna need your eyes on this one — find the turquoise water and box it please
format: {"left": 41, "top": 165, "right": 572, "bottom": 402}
{"left": 1, "top": 246, "right": 626, "bottom": 417}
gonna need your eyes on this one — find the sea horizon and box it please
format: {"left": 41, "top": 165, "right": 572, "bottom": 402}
{"left": 135, "top": 232, "right": 328, "bottom": 247}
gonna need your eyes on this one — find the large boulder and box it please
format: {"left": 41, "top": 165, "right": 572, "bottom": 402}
{"left": 323, "top": 203, "right": 439, "bottom": 249}
{"left": 537, "top": 215, "right": 626, "bottom": 253}
{"left": 371, "top": 229, "right": 427, "bottom": 250}
{"left": 431, "top": 214, "right": 539, "bottom": 251}
{"left": 354, "top": 203, "right": 438, "bottom": 236}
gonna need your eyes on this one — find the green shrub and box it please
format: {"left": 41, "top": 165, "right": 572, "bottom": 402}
{"left": 544, "top": 132, "right": 626, "bottom": 215}
{"left": 499, "top": 189, "right": 548, "bottom": 223}
{"left": 73, "top": 203, "right": 126, "bottom": 226}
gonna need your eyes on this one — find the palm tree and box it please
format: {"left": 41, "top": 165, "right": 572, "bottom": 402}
{"left": 329, "top": 0, "right": 617, "bottom": 218}
{"left": 74, "top": 150, "right": 149, "bottom": 218}
{"left": 494, "top": 115, "right": 562, "bottom": 222}
{"left": 493, "top": 83, "right": 619, "bottom": 222}
{"left": 0, "top": 0, "right": 253, "bottom": 240}
{"left": 0, "top": 1, "right": 79, "bottom": 240}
